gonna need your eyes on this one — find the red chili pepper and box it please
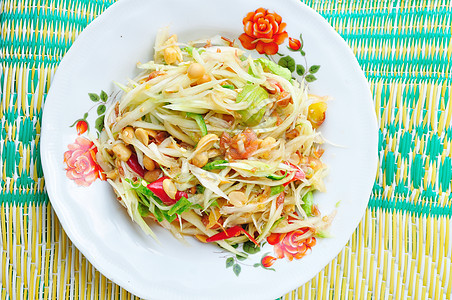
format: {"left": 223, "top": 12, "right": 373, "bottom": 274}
{"left": 283, "top": 162, "right": 305, "bottom": 186}
{"left": 126, "top": 153, "right": 145, "bottom": 178}
{"left": 147, "top": 176, "right": 188, "bottom": 205}
{"left": 206, "top": 225, "right": 259, "bottom": 246}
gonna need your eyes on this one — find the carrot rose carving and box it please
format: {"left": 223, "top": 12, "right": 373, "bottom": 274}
{"left": 238, "top": 8, "right": 288, "bottom": 55}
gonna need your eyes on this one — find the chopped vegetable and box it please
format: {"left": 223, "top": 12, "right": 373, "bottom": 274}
{"left": 206, "top": 226, "right": 259, "bottom": 246}
{"left": 301, "top": 191, "right": 314, "bottom": 216}
{"left": 270, "top": 185, "right": 284, "bottom": 196}
{"left": 236, "top": 84, "right": 269, "bottom": 126}
{"left": 126, "top": 153, "right": 145, "bottom": 177}
{"left": 186, "top": 112, "right": 208, "bottom": 136}
{"left": 257, "top": 58, "right": 292, "bottom": 81}
{"left": 283, "top": 162, "right": 305, "bottom": 186}
{"left": 168, "top": 197, "right": 191, "bottom": 216}
{"left": 202, "top": 159, "right": 228, "bottom": 170}
{"left": 98, "top": 29, "right": 330, "bottom": 257}
{"left": 196, "top": 184, "right": 206, "bottom": 194}
{"left": 147, "top": 177, "right": 189, "bottom": 205}
{"left": 266, "top": 170, "right": 288, "bottom": 180}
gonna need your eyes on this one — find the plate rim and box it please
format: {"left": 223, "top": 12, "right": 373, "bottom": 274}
{"left": 40, "top": 0, "right": 378, "bottom": 298}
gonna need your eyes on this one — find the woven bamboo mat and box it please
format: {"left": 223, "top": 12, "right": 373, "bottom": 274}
{"left": 1, "top": 0, "right": 452, "bottom": 299}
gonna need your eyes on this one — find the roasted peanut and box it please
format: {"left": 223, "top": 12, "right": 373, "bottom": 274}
{"left": 144, "top": 169, "right": 162, "bottom": 183}
{"left": 135, "top": 128, "right": 149, "bottom": 145}
{"left": 112, "top": 143, "right": 132, "bottom": 161}
{"left": 191, "top": 152, "right": 209, "bottom": 168}
{"left": 228, "top": 191, "right": 247, "bottom": 207}
{"left": 289, "top": 153, "right": 300, "bottom": 165}
{"left": 163, "top": 47, "right": 182, "bottom": 65}
{"left": 207, "top": 149, "right": 221, "bottom": 158}
{"left": 196, "top": 74, "right": 211, "bottom": 85}
{"left": 286, "top": 128, "right": 300, "bottom": 139}
{"left": 121, "top": 127, "right": 135, "bottom": 144}
{"left": 105, "top": 169, "right": 119, "bottom": 180}
{"left": 260, "top": 137, "right": 276, "bottom": 148}
{"left": 162, "top": 178, "right": 177, "bottom": 199}
{"left": 143, "top": 156, "right": 155, "bottom": 171}
{"left": 187, "top": 63, "right": 206, "bottom": 79}
{"left": 283, "top": 204, "right": 295, "bottom": 214}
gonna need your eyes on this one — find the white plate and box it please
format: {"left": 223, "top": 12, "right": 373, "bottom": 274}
{"left": 41, "top": 0, "right": 378, "bottom": 299}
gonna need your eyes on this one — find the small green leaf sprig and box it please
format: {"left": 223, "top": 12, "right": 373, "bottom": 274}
{"left": 88, "top": 90, "right": 109, "bottom": 135}
{"left": 278, "top": 34, "right": 320, "bottom": 83}
{"left": 70, "top": 90, "right": 110, "bottom": 136}
{"left": 223, "top": 241, "right": 274, "bottom": 276}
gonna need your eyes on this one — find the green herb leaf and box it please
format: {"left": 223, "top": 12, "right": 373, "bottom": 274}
{"left": 300, "top": 50, "right": 306, "bottom": 56}
{"left": 243, "top": 241, "right": 260, "bottom": 254}
{"left": 253, "top": 263, "right": 261, "bottom": 267}
{"left": 296, "top": 64, "right": 305, "bottom": 76}
{"left": 97, "top": 105, "right": 106, "bottom": 115}
{"left": 222, "top": 84, "right": 235, "bottom": 89}
{"left": 83, "top": 113, "right": 88, "bottom": 119}
{"left": 278, "top": 56, "right": 295, "bottom": 72}
{"left": 305, "top": 74, "right": 317, "bottom": 82}
{"left": 88, "top": 93, "right": 100, "bottom": 102}
{"left": 95, "top": 115, "right": 105, "bottom": 132}
{"left": 231, "top": 244, "right": 239, "bottom": 249}
{"left": 233, "top": 264, "right": 241, "bottom": 276}
{"left": 100, "top": 90, "right": 108, "bottom": 102}
{"left": 226, "top": 257, "right": 234, "bottom": 268}
{"left": 309, "top": 65, "right": 320, "bottom": 74}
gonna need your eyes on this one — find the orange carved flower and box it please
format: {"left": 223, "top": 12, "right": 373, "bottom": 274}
{"left": 261, "top": 255, "right": 277, "bottom": 268}
{"left": 267, "top": 228, "right": 316, "bottom": 261}
{"left": 64, "top": 137, "right": 102, "bottom": 186}
{"left": 238, "top": 8, "right": 288, "bottom": 55}
{"left": 76, "top": 120, "right": 88, "bottom": 135}
{"left": 288, "top": 37, "right": 301, "bottom": 51}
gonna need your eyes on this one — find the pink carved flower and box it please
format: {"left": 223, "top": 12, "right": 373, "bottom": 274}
{"left": 267, "top": 228, "right": 316, "bottom": 261}
{"left": 64, "top": 137, "right": 102, "bottom": 186}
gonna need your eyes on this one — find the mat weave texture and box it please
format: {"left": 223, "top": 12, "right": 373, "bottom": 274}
{"left": 1, "top": 0, "right": 452, "bottom": 299}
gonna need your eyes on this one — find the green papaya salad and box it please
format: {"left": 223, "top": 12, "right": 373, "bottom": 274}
{"left": 94, "top": 28, "right": 332, "bottom": 256}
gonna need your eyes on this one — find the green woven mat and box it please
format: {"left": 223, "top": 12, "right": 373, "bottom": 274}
{"left": 1, "top": 0, "right": 452, "bottom": 299}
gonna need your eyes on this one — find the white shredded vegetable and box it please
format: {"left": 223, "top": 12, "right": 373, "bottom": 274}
{"left": 96, "top": 29, "right": 331, "bottom": 256}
